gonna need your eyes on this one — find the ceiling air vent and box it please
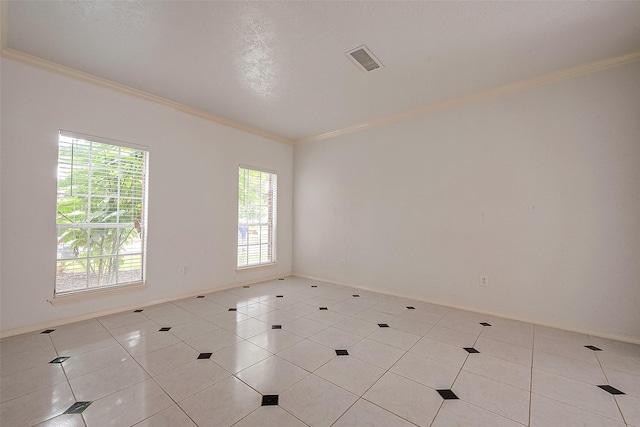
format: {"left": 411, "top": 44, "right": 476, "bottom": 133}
{"left": 346, "top": 45, "right": 384, "bottom": 72}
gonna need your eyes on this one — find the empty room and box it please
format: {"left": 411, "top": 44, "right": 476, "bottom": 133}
{"left": 1, "top": 1, "right": 639, "bottom": 426}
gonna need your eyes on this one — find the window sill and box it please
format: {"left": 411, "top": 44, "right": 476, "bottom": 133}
{"left": 48, "top": 282, "right": 148, "bottom": 305}
{"left": 236, "top": 262, "right": 277, "bottom": 272}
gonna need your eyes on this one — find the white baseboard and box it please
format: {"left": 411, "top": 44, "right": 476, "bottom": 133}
{"left": 4, "top": 271, "right": 638, "bottom": 345}
{"left": 293, "top": 272, "right": 640, "bottom": 345}
{"left": 0, "top": 273, "right": 291, "bottom": 338}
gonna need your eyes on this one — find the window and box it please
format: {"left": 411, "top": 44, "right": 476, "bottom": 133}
{"left": 56, "top": 131, "right": 148, "bottom": 295}
{"left": 238, "top": 167, "right": 277, "bottom": 268}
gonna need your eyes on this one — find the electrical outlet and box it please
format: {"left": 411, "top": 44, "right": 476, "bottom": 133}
{"left": 480, "top": 276, "right": 488, "bottom": 287}
{"left": 340, "top": 259, "right": 346, "bottom": 269}
{"left": 181, "top": 266, "right": 189, "bottom": 276}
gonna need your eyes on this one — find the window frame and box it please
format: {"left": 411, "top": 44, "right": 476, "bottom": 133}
{"left": 237, "top": 165, "right": 278, "bottom": 269}
{"left": 55, "top": 130, "right": 149, "bottom": 296}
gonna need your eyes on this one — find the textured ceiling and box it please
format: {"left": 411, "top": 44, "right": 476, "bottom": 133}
{"left": 5, "top": 1, "right": 640, "bottom": 142}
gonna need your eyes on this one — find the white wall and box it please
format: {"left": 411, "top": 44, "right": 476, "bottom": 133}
{"left": 293, "top": 62, "right": 640, "bottom": 341}
{"left": 0, "top": 58, "right": 293, "bottom": 333}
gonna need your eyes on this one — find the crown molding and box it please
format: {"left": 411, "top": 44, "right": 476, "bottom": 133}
{"left": 0, "top": 48, "right": 293, "bottom": 145}
{"left": 0, "top": 2, "right": 8, "bottom": 51}
{"left": 296, "top": 50, "right": 640, "bottom": 145}
{"left": 2, "top": 0, "right": 637, "bottom": 148}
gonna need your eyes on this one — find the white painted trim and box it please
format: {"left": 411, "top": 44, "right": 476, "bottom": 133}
{"left": 48, "top": 282, "right": 149, "bottom": 306}
{"left": 0, "top": 49, "right": 293, "bottom": 146}
{"left": 0, "top": 1, "right": 8, "bottom": 51}
{"left": 236, "top": 263, "right": 278, "bottom": 272}
{"left": 2, "top": 7, "right": 638, "bottom": 148}
{"left": 296, "top": 50, "right": 640, "bottom": 145}
{"left": 4, "top": 271, "right": 638, "bottom": 345}
{"left": 60, "top": 129, "right": 149, "bottom": 151}
{"left": 1, "top": 273, "right": 291, "bottom": 338}
{"left": 292, "top": 273, "right": 640, "bottom": 345}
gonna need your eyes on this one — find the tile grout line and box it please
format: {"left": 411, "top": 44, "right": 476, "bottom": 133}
{"left": 101, "top": 306, "right": 233, "bottom": 424}
{"left": 131, "top": 303, "right": 242, "bottom": 427}
{"left": 529, "top": 329, "right": 630, "bottom": 426}
{"left": 48, "top": 332, "right": 90, "bottom": 427}
{"left": 148, "top": 300, "right": 274, "bottom": 426}
{"left": 41, "top": 318, "right": 152, "bottom": 425}
{"left": 176, "top": 288, "right": 383, "bottom": 425}
{"left": 592, "top": 337, "right": 628, "bottom": 426}
{"left": 228, "top": 352, "right": 312, "bottom": 427}
{"left": 430, "top": 317, "right": 534, "bottom": 426}
{"left": 97, "top": 313, "right": 177, "bottom": 426}
{"left": 292, "top": 301, "right": 420, "bottom": 425}
{"left": 5, "top": 278, "right": 638, "bottom": 426}
{"left": 398, "top": 313, "right": 455, "bottom": 427}
{"left": 283, "top": 287, "right": 384, "bottom": 425}
{"left": 528, "top": 326, "right": 536, "bottom": 427}
{"left": 433, "top": 322, "right": 473, "bottom": 422}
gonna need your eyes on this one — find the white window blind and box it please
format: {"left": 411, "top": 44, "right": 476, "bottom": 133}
{"left": 238, "top": 167, "right": 277, "bottom": 268}
{"left": 56, "top": 131, "right": 149, "bottom": 294}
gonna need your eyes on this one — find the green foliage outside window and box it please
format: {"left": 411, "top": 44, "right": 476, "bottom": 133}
{"left": 238, "top": 167, "right": 277, "bottom": 267}
{"left": 56, "top": 134, "right": 147, "bottom": 293}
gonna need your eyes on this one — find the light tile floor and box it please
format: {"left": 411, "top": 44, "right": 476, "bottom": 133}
{"left": 1, "top": 276, "right": 639, "bottom": 426}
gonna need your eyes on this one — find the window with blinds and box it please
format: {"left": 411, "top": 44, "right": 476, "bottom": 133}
{"left": 56, "top": 131, "right": 149, "bottom": 295}
{"left": 238, "top": 167, "right": 277, "bottom": 268}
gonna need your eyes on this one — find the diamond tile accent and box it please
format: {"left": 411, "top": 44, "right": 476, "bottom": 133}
{"left": 437, "top": 389, "right": 459, "bottom": 400}
{"left": 262, "top": 395, "right": 279, "bottom": 405}
{"left": 159, "top": 327, "right": 172, "bottom": 332}
{"left": 597, "top": 385, "right": 625, "bottom": 395}
{"left": 10, "top": 276, "right": 640, "bottom": 427}
{"left": 64, "top": 401, "right": 93, "bottom": 414}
